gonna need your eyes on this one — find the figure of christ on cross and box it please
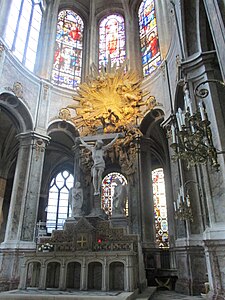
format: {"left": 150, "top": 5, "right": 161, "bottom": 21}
{"left": 78, "top": 133, "right": 123, "bottom": 196}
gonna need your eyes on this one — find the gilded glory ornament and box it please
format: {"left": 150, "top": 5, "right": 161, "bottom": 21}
{"left": 59, "top": 60, "right": 159, "bottom": 136}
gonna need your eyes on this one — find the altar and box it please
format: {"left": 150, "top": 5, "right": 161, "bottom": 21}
{"left": 19, "top": 217, "right": 146, "bottom": 292}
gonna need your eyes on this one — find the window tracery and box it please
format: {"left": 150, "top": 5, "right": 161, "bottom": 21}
{"left": 4, "top": 0, "right": 43, "bottom": 71}
{"left": 152, "top": 168, "right": 169, "bottom": 248}
{"left": 52, "top": 9, "right": 83, "bottom": 89}
{"left": 138, "top": 0, "right": 161, "bottom": 76}
{"left": 99, "top": 14, "right": 126, "bottom": 68}
{"left": 46, "top": 170, "right": 74, "bottom": 233}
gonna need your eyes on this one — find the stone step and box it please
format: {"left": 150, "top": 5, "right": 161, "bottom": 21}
{"left": 0, "top": 289, "right": 137, "bottom": 300}
{"left": 135, "top": 287, "right": 157, "bottom": 300}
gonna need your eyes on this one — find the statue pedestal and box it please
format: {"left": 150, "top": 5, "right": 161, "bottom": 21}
{"left": 88, "top": 208, "right": 107, "bottom": 219}
{"left": 110, "top": 215, "right": 128, "bottom": 229}
{"left": 64, "top": 217, "right": 80, "bottom": 228}
{"left": 88, "top": 194, "right": 107, "bottom": 219}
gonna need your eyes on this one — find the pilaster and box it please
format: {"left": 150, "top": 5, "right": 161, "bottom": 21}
{"left": 35, "top": 80, "right": 52, "bottom": 133}
{"left": 59, "top": 261, "right": 66, "bottom": 290}
{"left": 39, "top": 262, "right": 47, "bottom": 290}
{"left": 80, "top": 258, "right": 87, "bottom": 290}
{"left": 102, "top": 257, "right": 108, "bottom": 291}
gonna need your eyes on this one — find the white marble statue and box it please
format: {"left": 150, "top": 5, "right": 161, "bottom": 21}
{"left": 79, "top": 133, "right": 122, "bottom": 195}
{"left": 112, "top": 178, "right": 127, "bottom": 216}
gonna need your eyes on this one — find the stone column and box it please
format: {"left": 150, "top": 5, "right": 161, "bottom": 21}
{"left": 0, "top": 177, "right": 6, "bottom": 230}
{"left": 35, "top": 0, "right": 60, "bottom": 79}
{"left": 125, "top": 257, "right": 134, "bottom": 292}
{"left": 2, "top": 132, "right": 50, "bottom": 248}
{"left": 18, "top": 261, "right": 27, "bottom": 289}
{"left": 180, "top": 52, "right": 225, "bottom": 297}
{"left": 140, "top": 139, "right": 155, "bottom": 247}
{"left": 128, "top": 137, "right": 142, "bottom": 235}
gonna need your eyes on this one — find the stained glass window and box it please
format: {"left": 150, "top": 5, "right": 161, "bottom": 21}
{"left": 99, "top": 14, "right": 126, "bottom": 68}
{"left": 52, "top": 10, "right": 83, "bottom": 89}
{"left": 4, "top": 0, "right": 43, "bottom": 71}
{"left": 138, "top": 0, "right": 161, "bottom": 77}
{"left": 152, "top": 168, "right": 169, "bottom": 248}
{"left": 101, "top": 172, "right": 128, "bottom": 216}
{"left": 46, "top": 170, "right": 74, "bottom": 233}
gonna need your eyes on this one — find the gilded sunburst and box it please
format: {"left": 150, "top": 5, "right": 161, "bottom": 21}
{"left": 60, "top": 61, "right": 157, "bottom": 136}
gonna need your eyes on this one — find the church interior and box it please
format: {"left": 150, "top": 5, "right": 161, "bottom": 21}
{"left": 0, "top": 0, "right": 225, "bottom": 299}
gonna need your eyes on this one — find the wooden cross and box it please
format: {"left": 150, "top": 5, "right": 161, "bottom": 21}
{"left": 77, "top": 235, "right": 87, "bottom": 248}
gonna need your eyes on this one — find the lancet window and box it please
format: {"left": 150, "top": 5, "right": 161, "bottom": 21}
{"left": 101, "top": 172, "right": 128, "bottom": 216}
{"left": 46, "top": 170, "right": 74, "bottom": 233}
{"left": 4, "top": 0, "right": 43, "bottom": 71}
{"left": 152, "top": 168, "right": 169, "bottom": 248}
{"left": 138, "top": 0, "right": 161, "bottom": 76}
{"left": 52, "top": 9, "right": 84, "bottom": 89}
{"left": 99, "top": 14, "right": 126, "bottom": 68}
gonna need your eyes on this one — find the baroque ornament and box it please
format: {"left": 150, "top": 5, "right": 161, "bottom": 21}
{"left": 59, "top": 60, "right": 157, "bottom": 136}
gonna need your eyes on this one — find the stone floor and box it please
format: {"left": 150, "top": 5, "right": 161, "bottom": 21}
{"left": 0, "top": 289, "right": 205, "bottom": 300}
{"left": 150, "top": 290, "right": 204, "bottom": 300}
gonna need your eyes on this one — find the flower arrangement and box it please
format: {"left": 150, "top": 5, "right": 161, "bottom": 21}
{"left": 38, "top": 242, "right": 54, "bottom": 252}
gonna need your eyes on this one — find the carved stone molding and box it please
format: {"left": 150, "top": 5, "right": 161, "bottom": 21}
{"left": 35, "top": 138, "right": 46, "bottom": 161}
{"left": 5, "top": 82, "right": 24, "bottom": 99}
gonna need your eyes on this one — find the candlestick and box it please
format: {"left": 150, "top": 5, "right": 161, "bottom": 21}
{"left": 199, "top": 102, "right": 206, "bottom": 121}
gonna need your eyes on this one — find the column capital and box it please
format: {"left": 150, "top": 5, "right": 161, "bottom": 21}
{"left": 16, "top": 131, "right": 51, "bottom": 144}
